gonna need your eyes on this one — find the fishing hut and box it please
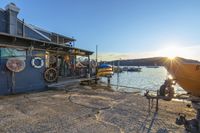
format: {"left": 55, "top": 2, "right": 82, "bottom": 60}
{"left": 0, "top": 3, "right": 94, "bottom": 95}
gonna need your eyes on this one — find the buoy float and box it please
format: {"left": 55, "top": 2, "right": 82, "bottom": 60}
{"left": 31, "top": 57, "right": 44, "bottom": 69}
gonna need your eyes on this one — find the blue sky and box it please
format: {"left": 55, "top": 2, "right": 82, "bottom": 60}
{"left": 1, "top": 0, "right": 200, "bottom": 60}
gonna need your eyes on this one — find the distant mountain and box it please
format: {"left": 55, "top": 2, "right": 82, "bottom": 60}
{"left": 104, "top": 57, "right": 199, "bottom": 66}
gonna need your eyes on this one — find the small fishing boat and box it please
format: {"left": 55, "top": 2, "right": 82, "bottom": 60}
{"left": 146, "top": 66, "right": 159, "bottom": 68}
{"left": 113, "top": 66, "right": 123, "bottom": 73}
{"left": 146, "top": 64, "right": 159, "bottom": 68}
{"left": 127, "top": 67, "right": 142, "bottom": 72}
{"left": 122, "top": 67, "right": 128, "bottom": 71}
{"left": 161, "top": 58, "right": 200, "bottom": 132}
{"left": 164, "top": 58, "right": 200, "bottom": 96}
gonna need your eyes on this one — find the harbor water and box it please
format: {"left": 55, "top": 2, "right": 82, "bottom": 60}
{"left": 102, "top": 67, "right": 184, "bottom": 93}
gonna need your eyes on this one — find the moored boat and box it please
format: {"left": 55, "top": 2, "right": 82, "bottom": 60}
{"left": 127, "top": 67, "right": 142, "bottom": 72}
{"left": 113, "top": 66, "right": 123, "bottom": 73}
{"left": 146, "top": 64, "right": 159, "bottom": 68}
{"left": 164, "top": 58, "right": 200, "bottom": 96}
{"left": 122, "top": 67, "right": 128, "bottom": 71}
{"left": 97, "top": 64, "right": 113, "bottom": 77}
{"left": 162, "top": 58, "right": 200, "bottom": 132}
{"left": 146, "top": 66, "right": 159, "bottom": 68}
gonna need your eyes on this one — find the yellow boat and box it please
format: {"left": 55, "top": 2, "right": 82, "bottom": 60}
{"left": 98, "top": 68, "right": 113, "bottom": 73}
{"left": 97, "top": 71, "right": 114, "bottom": 77}
{"left": 164, "top": 58, "right": 200, "bottom": 96}
{"left": 97, "top": 64, "right": 113, "bottom": 77}
{"left": 97, "top": 68, "right": 113, "bottom": 77}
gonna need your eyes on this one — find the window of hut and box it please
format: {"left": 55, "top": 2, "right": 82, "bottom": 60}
{"left": 0, "top": 48, "right": 26, "bottom": 60}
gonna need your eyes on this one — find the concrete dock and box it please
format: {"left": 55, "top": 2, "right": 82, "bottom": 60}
{"left": 0, "top": 84, "right": 195, "bottom": 133}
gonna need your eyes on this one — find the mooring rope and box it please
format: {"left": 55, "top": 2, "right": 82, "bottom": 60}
{"left": 67, "top": 94, "right": 112, "bottom": 110}
{"left": 101, "top": 82, "right": 157, "bottom": 92}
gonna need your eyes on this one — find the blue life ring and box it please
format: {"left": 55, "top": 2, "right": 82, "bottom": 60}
{"left": 31, "top": 57, "right": 44, "bottom": 69}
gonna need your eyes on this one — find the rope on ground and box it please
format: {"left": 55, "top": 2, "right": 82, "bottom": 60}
{"left": 107, "top": 83, "right": 188, "bottom": 97}
{"left": 67, "top": 94, "right": 111, "bottom": 110}
{"left": 67, "top": 94, "right": 125, "bottom": 132}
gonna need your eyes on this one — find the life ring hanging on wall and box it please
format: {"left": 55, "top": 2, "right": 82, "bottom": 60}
{"left": 31, "top": 57, "right": 44, "bottom": 69}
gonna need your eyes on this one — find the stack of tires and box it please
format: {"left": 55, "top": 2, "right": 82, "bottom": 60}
{"left": 97, "top": 64, "right": 113, "bottom": 77}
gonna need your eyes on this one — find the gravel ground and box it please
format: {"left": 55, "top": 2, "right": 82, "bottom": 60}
{"left": 0, "top": 84, "right": 195, "bottom": 133}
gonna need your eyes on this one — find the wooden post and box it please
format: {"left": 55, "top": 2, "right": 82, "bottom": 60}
{"left": 96, "top": 45, "right": 98, "bottom": 65}
{"left": 156, "top": 98, "right": 158, "bottom": 112}
{"left": 107, "top": 77, "right": 111, "bottom": 87}
{"left": 56, "top": 51, "right": 59, "bottom": 83}
{"left": 73, "top": 55, "right": 76, "bottom": 77}
{"left": 22, "top": 19, "right": 25, "bottom": 37}
{"left": 95, "top": 45, "right": 98, "bottom": 83}
{"left": 148, "top": 99, "right": 151, "bottom": 113}
{"left": 156, "top": 91, "right": 159, "bottom": 112}
{"left": 151, "top": 99, "right": 154, "bottom": 108}
{"left": 88, "top": 55, "right": 90, "bottom": 78}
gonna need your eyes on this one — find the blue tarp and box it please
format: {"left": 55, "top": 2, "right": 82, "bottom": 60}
{"left": 98, "top": 64, "right": 112, "bottom": 69}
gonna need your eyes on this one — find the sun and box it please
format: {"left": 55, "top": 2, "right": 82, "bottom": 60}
{"left": 164, "top": 49, "right": 177, "bottom": 59}
{"left": 157, "top": 46, "right": 188, "bottom": 59}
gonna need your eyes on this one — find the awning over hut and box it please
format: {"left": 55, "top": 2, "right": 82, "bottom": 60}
{"left": 0, "top": 32, "right": 93, "bottom": 56}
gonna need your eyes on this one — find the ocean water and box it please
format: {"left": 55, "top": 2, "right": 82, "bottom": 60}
{"left": 102, "top": 67, "right": 184, "bottom": 93}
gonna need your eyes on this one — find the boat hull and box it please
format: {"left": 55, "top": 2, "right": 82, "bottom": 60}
{"left": 165, "top": 59, "right": 200, "bottom": 96}
{"left": 97, "top": 64, "right": 113, "bottom": 77}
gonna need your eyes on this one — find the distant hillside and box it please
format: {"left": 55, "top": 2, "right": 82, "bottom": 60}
{"left": 104, "top": 57, "right": 199, "bottom": 66}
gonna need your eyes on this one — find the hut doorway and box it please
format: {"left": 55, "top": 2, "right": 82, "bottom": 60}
{"left": 58, "top": 56, "right": 72, "bottom": 77}
{"left": 46, "top": 52, "right": 74, "bottom": 78}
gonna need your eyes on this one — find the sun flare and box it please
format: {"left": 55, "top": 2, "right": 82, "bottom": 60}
{"left": 157, "top": 46, "right": 190, "bottom": 59}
